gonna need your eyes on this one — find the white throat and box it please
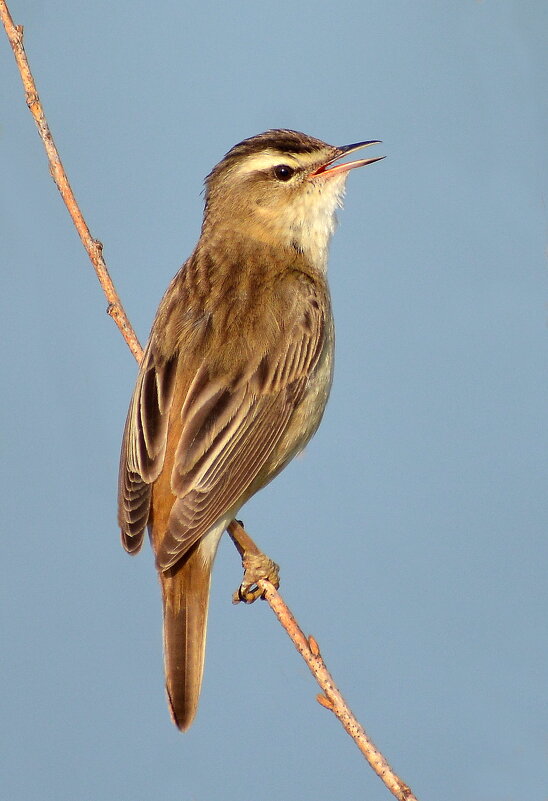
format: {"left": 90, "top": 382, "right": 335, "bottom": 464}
{"left": 253, "top": 173, "right": 349, "bottom": 272}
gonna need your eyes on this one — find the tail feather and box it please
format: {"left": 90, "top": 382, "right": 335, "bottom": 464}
{"left": 161, "top": 546, "right": 213, "bottom": 731}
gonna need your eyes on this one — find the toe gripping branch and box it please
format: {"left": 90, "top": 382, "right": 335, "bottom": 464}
{"left": 227, "top": 520, "right": 280, "bottom": 603}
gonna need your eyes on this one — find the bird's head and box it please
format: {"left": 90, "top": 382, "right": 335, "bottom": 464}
{"left": 202, "top": 129, "right": 383, "bottom": 270}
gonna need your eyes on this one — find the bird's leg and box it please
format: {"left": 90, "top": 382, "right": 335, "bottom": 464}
{"left": 227, "top": 520, "right": 280, "bottom": 604}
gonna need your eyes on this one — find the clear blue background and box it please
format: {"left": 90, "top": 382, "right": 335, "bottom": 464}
{"left": 1, "top": 1, "right": 546, "bottom": 799}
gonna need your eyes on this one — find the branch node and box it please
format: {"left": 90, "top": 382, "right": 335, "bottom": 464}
{"left": 316, "top": 693, "right": 334, "bottom": 710}
{"left": 308, "top": 635, "right": 321, "bottom": 657}
{"left": 25, "top": 90, "right": 39, "bottom": 110}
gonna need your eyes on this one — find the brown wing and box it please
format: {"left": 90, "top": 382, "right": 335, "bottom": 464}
{"left": 118, "top": 342, "right": 178, "bottom": 553}
{"left": 118, "top": 265, "right": 329, "bottom": 569}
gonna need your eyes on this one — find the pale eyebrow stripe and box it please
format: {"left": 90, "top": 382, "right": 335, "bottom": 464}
{"left": 230, "top": 150, "right": 299, "bottom": 175}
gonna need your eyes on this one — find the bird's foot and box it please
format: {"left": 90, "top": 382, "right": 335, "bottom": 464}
{"left": 227, "top": 519, "right": 280, "bottom": 604}
{"left": 233, "top": 550, "right": 280, "bottom": 604}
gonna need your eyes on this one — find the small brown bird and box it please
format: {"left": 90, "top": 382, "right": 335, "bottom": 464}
{"left": 118, "top": 129, "right": 382, "bottom": 730}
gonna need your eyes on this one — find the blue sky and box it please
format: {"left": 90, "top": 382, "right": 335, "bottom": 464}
{"left": 1, "top": 1, "right": 546, "bottom": 799}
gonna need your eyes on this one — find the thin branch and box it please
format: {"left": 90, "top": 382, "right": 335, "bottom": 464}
{"left": 1, "top": 5, "right": 419, "bottom": 800}
{"left": 0, "top": 0, "right": 143, "bottom": 362}
{"left": 228, "top": 521, "right": 419, "bottom": 801}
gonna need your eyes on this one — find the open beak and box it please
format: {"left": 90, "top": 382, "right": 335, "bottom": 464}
{"left": 309, "top": 140, "right": 384, "bottom": 178}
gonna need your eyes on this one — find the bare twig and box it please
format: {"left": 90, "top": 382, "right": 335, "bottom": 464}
{"left": 228, "top": 521, "right": 419, "bottom": 801}
{"left": 0, "top": 1, "right": 143, "bottom": 362}
{"left": 1, "top": 5, "right": 418, "bottom": 799}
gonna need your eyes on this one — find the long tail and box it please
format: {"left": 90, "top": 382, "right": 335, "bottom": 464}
{"left": 160, "top": 545, "right": 213, "bottom": 731}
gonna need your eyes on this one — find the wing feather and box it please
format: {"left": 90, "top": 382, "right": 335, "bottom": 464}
{"left": 118, "top": 345, "right": 178, "bottom": 552}
{"left": 160, "top": 386, "right": 296, "bottom": 569}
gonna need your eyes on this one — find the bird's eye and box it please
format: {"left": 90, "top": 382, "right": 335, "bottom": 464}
{"left": 273, "top": 164, "right": 295, "bottom": 181}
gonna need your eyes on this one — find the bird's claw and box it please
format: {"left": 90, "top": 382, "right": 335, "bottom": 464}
{"left": 232, "top": 551, "right": 280, "bottom": 604}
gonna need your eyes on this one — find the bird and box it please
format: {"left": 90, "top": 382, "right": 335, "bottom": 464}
{"left": 118, "top": 129, "right": 382, "bottom": 731}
